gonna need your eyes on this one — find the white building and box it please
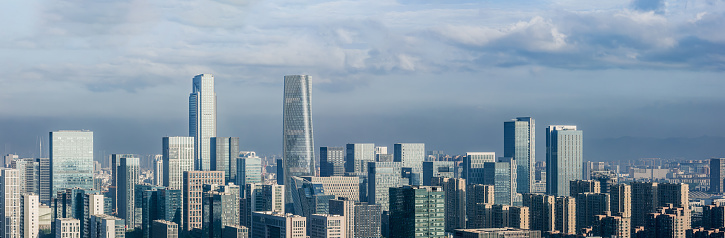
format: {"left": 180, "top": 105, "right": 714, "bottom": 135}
{"left": 163, "top": 137, "right": 194, "bottom": 190}
{"left": 55, "top": 218, "right": 80, "bottom": 238}
{"left": 1, "top": 168, "right": 20, "bottom": 238}
{"left": 309, "top": 214, "right": 346, "bottom": 238}
{"left": 21, "top": 193, "right": 39, "bottom": 238}
{"left": 189, "top": 73, "right": 217, "bottom": 171}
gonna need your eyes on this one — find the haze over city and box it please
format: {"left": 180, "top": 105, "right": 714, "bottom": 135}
{"left": 2, "top": 0, "right": 725, "bottom": 161}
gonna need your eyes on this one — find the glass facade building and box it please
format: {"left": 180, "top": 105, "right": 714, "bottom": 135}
{"left": 211, "top": 137, "right": 239, "bottom": 182}
{"left": 189, "top": 74, "right": 217, "bottom": 171}
{"left": 282, "top": 75, "right": 315, "bottom": 207}
{"left": 389, "top": 186, "right": 445, "bottom": 238}
{"left": 504, "top": 117, "right": 535, "bottom": 194}
{"left": 50, "top": 130, "right": 94, "bottom": 197}
{"left": 163, "top": 137, "right": 194, "bottom": 190}
{"left": 546, "top": 125, "right": 583, "bottom": 197}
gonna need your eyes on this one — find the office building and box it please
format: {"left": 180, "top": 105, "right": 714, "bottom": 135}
{"left": 243, "top": 184, "right": 285, "bottom": 228}
{"left": 592, "top": 215, "right": 630, "bottom": 238}
{"left": 183, "top": 171, "right": 224, "bottom": 231}
{"left": 282, "top": 75, "right": 315, "bottom": 207}
{"left": 389, "top": 186, "right": 445, "bottom": 238}
{"left": 591, "top": 171, "right": 617, "bottom": 194}
{"left": 466, "top": 184, "right": 495, "bottom": 229}
{"left": 631, "top": 182, "right": 658, "bottom": 228}
{"left": 21, "top": 193, "right": 39, "bottom": 238}
{"left": 329, "top": 198, "right": 382, "bottom": 238}
{"left": 152, "top": 220, "right": 178, "bottom": 238}
{"left": 483, "top": 157, "right": 516, "bottom": 206}
{"left": 393, "top": 143, "right": 425, "bottom": 185}
{"left": 463, "top": 152, "right": 495, "bottom": 185}
{"left": 136, "top": 185, "right": 165, "bottom": 238}
{"left": 575, "top": 193, "right": 611, "bottom": 233}
{"left": 203, "top": 186, "right": 240, "bottom": 238}
{"left": 308, "top": 214, "right": 345, "bottom": 238}
{"left": 89, "top": 214, "right": 124, "bottom": 238}
{"left": 52, "top": 188, "right": 103, "bottom": 238}
{"left": 189, "top": 73, "right": 217, "bottom": 171}
{"left": 223, "top": 225, "right": 248, "bottom": 238}
{"left": 163, "top": 137, "right": 195, "bottom": 190}
{"left": 55, "top": 218, "right": 80, "bottom": 238}
{"left": 109, "top": 154, "right": 133, "bottom": 216}
{"left": 251, "top": 212, "right": 306, "bottom": 238}
{"left": 236, "top": 154, "right": 262, "bottom": 191}
{"left": 4, "top": 154, "right": 18, "bottom": 168}
{"left": 610, "top": 184, "right": 632, "bottom": 218}
{"left": 453, "top": 228, "right": 541, "bottom": 238}
{"left": 153, "top": 156, "right": 164, "bottom": 187}
{"left": 211, "top": 137, "right": 239, "bottom": 182}
{"left": 1, "top": 168, "right": 20, "bottom": 238}
{"left": 320, "top": 147, "right": 345, "bottom": 177}
{"left": 431, "top": 177, "right": 466, "bottom": 232}
{"left": 345, "top": 144, "right": 375, "bottom": 175}
{"left": 38, "top": 157, "right": 51, "bottom": 205}
{"left": 12, "top": 158, "right": 39, "bottom": 195}
{"left": 117, "top": 156, "right": 140, "bottom": 228}
{"left": 50, "top": 130, "right": 94, "bottom": 196}
{"left": 291, "top": 177, "right": 335, "bottom": 217}
{"left": 711, "top": 158, "right": 725, "bottom": 194}
{"left": 423, "top": 161, "right": 456, "bottom": 186}
{"left": 545, "top": 125, "right": 583, "bottom": 196}
{"left": 367, "top": 162, "right": 403, "bottom": 211}
{"left": 301, "top": 176, "right": 359, "bottom": 201}
{"left": 522, "top": 193, "right": 555, "bottom": 232}
{"left": 569, "top": 180, "right": 600, "bottom": 196}
{"left": 504, "top": 117, "right": 535, "bottom": 194}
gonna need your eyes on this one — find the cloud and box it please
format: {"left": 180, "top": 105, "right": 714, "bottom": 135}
{"left": 630, "top": 0, "right": 666, "bottom": 13}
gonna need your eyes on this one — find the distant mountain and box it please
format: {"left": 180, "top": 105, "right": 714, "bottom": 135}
{"left": 587, "top": 136, "right": 725, "bottom": 162}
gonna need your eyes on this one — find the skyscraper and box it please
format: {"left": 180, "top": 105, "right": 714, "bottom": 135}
{"left": 1, "top": 168, "right": 20, "bottom": 238}
{"left": 117, "top": 156, "right": 140, "bottom": 228}
{"left": 394, "top": 143, "right": 425, "bottom": 185}
{"left": 389, "top": 186, "right": 445, "bottom": 238}
{"left": 483, "top": 157, "right": 517, "bottom": 206}
{"left": 190, "top": 74, "right": 217, "bottom": 171}
{"left": 50, "top": 130, "right": 94, "bottom": 197}
{"left": 546, "top": 125, "right": 583, "bottom": 196}
{"left": 236, "top": 155, "right": 262, "bottom": 191}
{"left": 319, "top": 147, "right": 345, "bottom": 177}
{"left": 183, "top": 171, "right": 224, "bottom": 231}
{"left": 21, "top": 193, "right": 39, "bottom": 238}
{"left": 711, "top": 158, "right": 725, "bottom": 194}
{"left": 163, "top": 137, "right": 194, "bottom": 190}
{"left": 282, "top": 75, "right": 315, "bottom": 208}
{"left": 504, "top": 117, "right": 535, "bottom": 194}
{"left": 211, "top": 137, "right": 239, "bottom": 182}
{"left": 367, "top": 162, "right": 403, "bottom": 211}
{"left": 431, "top": 177, "right": 466, "bottom": 232}
{"left": 463, "top": 152, "right": 495, "bottom": 185}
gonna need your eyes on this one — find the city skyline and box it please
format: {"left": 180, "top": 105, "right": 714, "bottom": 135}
{"left": 2, "top": 0, "right": 725, "bottom": 162}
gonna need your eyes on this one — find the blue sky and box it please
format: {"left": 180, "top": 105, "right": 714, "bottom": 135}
{"left": 1, "top": 0, "right": 724, "bottom": 161}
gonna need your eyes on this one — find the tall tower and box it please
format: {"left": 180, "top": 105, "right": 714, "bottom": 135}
{"left": 504, "top": 117, "right": 535, "bottom": 194}
{"left": 546, "top": 125, "right": 583, "bottom": 196}
{"left": 162, "top": 137, "right": 194, "bottom": 190}
{"left": 50, "top": 130, "right": 94, "bottom": 197}
{"left": 282, "top": 75, "right": 315, "bottom": 207}
{"left": 1, "top": 168, "right": 20, "bottom": 238}
{"left": 711, "top": 158, "right": 725, "bottom": 194}
{"left": 189, "top": 74, "right": 217, "bottom": 171}
{"left": 117, "top": 156, "right": 140, "bottom": 228}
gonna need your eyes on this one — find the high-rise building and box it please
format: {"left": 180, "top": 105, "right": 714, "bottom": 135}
{"left": 422, "top": 162, "right": 456, "bottom": 186}
{"left": 290, "top": 177, "right": 335, "bottom": 217}
{"left": 631, "top": 182, "right": 658, "bottom": 228}
{"left": 50, "top": 130, "right": 94, "bottom": 197}
{"left": 211, "top": 137, "right": 239, "bottom": 182}
{"left": 393, "top": 143, "right": 425, "bottom": 185}
{"left": 183, "top": 171, "right": 224, "bottom": 231}
{"left": 466, "top": 184, "right": 495, "bottom": 229}
{"left": 152, "top": 220, "right": 178, "bottom": 238}
{"left": 555, "top": 196, "right": 576, "bottom": 235}
{"left": 483, "top": 157, "right": 517, "bottom": 206}
{"left": 222, "top": 225, "right": 248, "bottom": 238}
{"left": 1, "top": 168, "right": 20, "bottom": 238}
{"left": 109, "top": 154, "right": 132, "bottom": 216}
{"left": 522, "top": 193, "right": 555, "bottom": 232}
{"left": 163, "top": 137, "right": 195, "bottom": 190}
{"left": 546, "top": 125, "right": 583, "bottom": 197}
{"left": 283, "top": 75, "right": 315, "bottom": 210}
{"left": 52, "top": 188, "right": 103, "bottom": 238}
{"left": 610, "top": 184, "right": 632, "bottom": 218}
{"left": 389, "top": 186, "right": 445, "bottom": 238}
{"left": 243, "top": 184, "right": 285, "bottom": 228}
{"left": 190, "top": 73, "right": 217, "bottom": 171}
{"left": 645, "top": 205, "right": 688, "bottom": 238}
{"left": 504, "top": 117, "right": 535, "bottom": 194}
{"left": 38, "top": 157, "right": 51, "bottom": 205}
{"left": 570, "top": 180, "right": 601, "bottom": 196}
{"left": 453, "top": 228, "right": 541, "bottom": 238}
{"left": 251, "top": 212, "right": 306, "bottom": 238}
{"left": 153, "top": 155, "right": 164, "bottom": 187}
{"left": 11, "top": 158, "right": 39, "bottom": 195}
{"left": 711, "top": 158, "right": 725, "bottom": 194}
{"left": 702, "top": 205, "right": 725, "bottom": 229}
{"left": 55, "top": 218, "right": 80, "bottom": 238}
{"left": 89, "top": 214, "right": 124, "bottom": 238}
{"left": 320, "top": 147, "right": 345, "bottom": 177}
{"left": 345, "top": 144, "right": 375, "bottom": 175}
{"left": 592, "top": 215, "right": 630, "bottom": 238}
{"left": 308, "top": 214, "right": 346, "bottom": 238}
{"left": 300, "top": 176, "right": 359, "bottom": 202}
{"left": 116, "top": 156, "right": 140, "bottom": 228}
{"left": 367, "top": 162, "right": 403, "bottom": 211}
{"left": 575, "top": 193, "right": 611, "bottom": 233}
{"left": 236, "top": 156, "right": 262, "bottom": 193}
{"left": 21, "top": 193, "right": 39, "bottom": 238}
{"left": 463, "top": 152, "right": 495, "bottom": 185}
{"left": 591, "top": 171, "right": 617, "bottom": 194}
{"left": 657, "top": 183, "right": 690, "bottom": 229}
{"left": 328, "top": 198, "right": 382, "bottom": 238}
{"left": 431, "top": 177, "right": 466, "bottom": 232}
{"left": 136, "top": 184, "right": 166, "bottom": 238}
{"left": 202, "top": 186, "right": 240, "bottom": 238}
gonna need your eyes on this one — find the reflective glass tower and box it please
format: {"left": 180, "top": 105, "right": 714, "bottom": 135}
{"left": 282, "top": 75, "right": 315, "bottom": 209}
{"left": 546, "top": 125, "right": 583, "bottom": 196}
{"left": 504, "top": 117, "right": 535, "bottom": 194}
{"left": 50, "top": 130, "right": 94, "bottom": 197}
{"left": 189, "top": 74, "right": 217, "bottom": 171}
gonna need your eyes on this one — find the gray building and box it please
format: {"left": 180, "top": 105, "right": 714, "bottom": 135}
{"left": 367, "top": 162, "right": 403, "bottom": 211}
{"left": 237, "top": 155, "right": 262, "bottom": 192}
{"left": 504, "top": 117, "right": 535, "bottom": 194}
{"left": 320, "top": 147, "right": 345, "bottom": 177}
{"left": 711, "top": 158, "right": 725, "bottom": 194}
{"left": 394, "top": 143, "right": 425, "bottom": 185}
{"left": 282, "top": 75, "right": 315, "bottom": 210}
{"left": 389, "top": 186, "right": 445, "bottom": 238}
{"left": 89, "top": 214, "right": 124, "bottom": 238}
{"left": 308, "top": 214, "right": 346, "bottom": 238}
{"left": 211, "top": 137, "right": 239, "bottom": 182}
{"left": 483, "top": 157, "right": 517, "bottom": 206}
{"left": 251, "top": 212, "right": 307, "bottom": 238}
{"left": 223, "top": 225, "right": 248, "bottom": 238}
{"left": 202, "top": 185, "right": 240, "bottom": 238}
{"left": 152, "top": 220, "right": 178, "bottom": 238}
{"left": 329, "top": 198, "right": 382, "bottom": 238}
{"left": 423, "top": 161, "right": 457, "bottom": 186}
{"left": 116, "top": 156, "right": 140, "bottom": 228}
{"left": 162, "top": 136, "right": 194, "bottom": 190}
{"left": 243, "top": 184, "right": 285, "bottom": 228}
{"left": 463, "top": 152, "right": 495, "bottom": 185}
{"left": 432, "top": 177, "right": 466, "bottom": 232}
{"left": 50, "top": 130, "right": 94, "bottom": 197}
{"left": 189, "top": 73, "right": 217, "bottom": 171}
{"left": 545, "top": 125, "right": 583, "bottom": 197}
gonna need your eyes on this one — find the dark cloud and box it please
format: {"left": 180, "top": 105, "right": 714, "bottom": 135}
{"left": 630, "top": 0, "right": 665, "bottom": 13}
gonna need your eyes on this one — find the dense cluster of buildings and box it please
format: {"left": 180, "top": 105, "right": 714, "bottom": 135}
{"left": 1, "top": 74, "right": 724, "bottom": 238}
